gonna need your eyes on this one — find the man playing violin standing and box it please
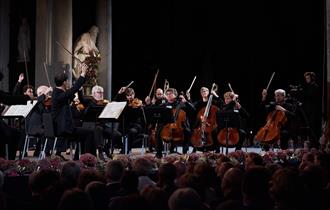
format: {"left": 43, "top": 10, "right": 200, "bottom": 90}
{"left": 258, "top": 89, "right": 295, "bottom": 150}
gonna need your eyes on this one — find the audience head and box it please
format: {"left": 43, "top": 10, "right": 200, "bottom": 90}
{"left": 168, "top": 188, "right": 205, "bottom": 210}
{"left": 58, "top": 188, "right": 93, "bottom": 210}
{"left": 60, "top": 161, "right": 81, "bottom": 189}
{"left": 132, "top": 157, "right": 153, "bottom": 176}
{"left": 28, "top": 169, "right": 60, "bottom": 196}
{"left": 105, "top": 160, "right": 125, "bottom": 182}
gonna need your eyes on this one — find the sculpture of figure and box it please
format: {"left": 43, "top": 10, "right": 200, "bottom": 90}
{"left": 73, "top": 25, "right": 100, "bottom": 79}
{"left": 17, "top": 17, "right": 31, "bottom": 63}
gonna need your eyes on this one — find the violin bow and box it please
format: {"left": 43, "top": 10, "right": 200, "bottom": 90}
{"left": 266, "top": 72, "right": 275, "bottom": 91}
{"left": 55, "top": 40, "right": 84, "bottom": 65}
{"left": 23, "top": 50, "right": 30, "bottom": 89}
{"left": 43, "top": 62, "right": 52, "bottom": 87}
{"left": 148, "top": 69, "right": 159, "bottom": 98}
{"left": 23, "top": 50, "right": 33, "bottom": 103}
{"left": 125, "top": 81, "right": 134, "bottom": 88}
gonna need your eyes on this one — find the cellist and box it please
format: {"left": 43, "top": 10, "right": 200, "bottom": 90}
{"left": 191, "top": 86, "right": 223, "bottom": 152}
{"left": 158, "top": 88, "right": 195, "bottom": 157}
{"left": 218, "top": 91, "right": 250, "bottom": 151}
{"left": 258, "top": 88, "right": 295, "bottom": 150}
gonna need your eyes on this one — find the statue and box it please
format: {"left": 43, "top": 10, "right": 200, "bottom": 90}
{"left": 73, "top": 26, "right": 100, "bottom": 80}
{"left": 17, "top": 17, "right": 31, "bottom": 63}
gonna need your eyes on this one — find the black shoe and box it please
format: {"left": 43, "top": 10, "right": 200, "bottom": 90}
{"left": 33, "top": 150, "right": 40, "bottom": 157}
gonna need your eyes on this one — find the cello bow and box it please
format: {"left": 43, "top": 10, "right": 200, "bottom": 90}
{"left": 148, "top": 69, "right": 159, "bottom": 98}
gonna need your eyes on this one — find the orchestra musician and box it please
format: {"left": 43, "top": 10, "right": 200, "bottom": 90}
{"left": 157, "top": 88, "right": 195, "bottom": 158}
{"left": 113, "top": 87, "right": 145, "bottom": 154}
{"left": 191, "top": 86, "right": 223, "bottom": 152}
{"left": 0, "top": 72, "right": 32, "bottom": 159}
{"left": 144, "top": 88, "right": 166, "bottom": 152}
{"left": 51, "top": 63, "right": 96, "bottom": 159}
{"left": 77, "top": 85, "right": 116, "bottom": 159}
{"left": 219, "top": 91, "right": 250, "bottom": 151}
{"left": 258, "top": 88, "right": 295, "bottom": 150}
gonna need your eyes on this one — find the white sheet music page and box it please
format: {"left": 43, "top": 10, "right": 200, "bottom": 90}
{"left": 2, "top": 100, "right": 37, "bottom": 118}
{"left": 99, "top": 101, "right": 127, "bottom": 119}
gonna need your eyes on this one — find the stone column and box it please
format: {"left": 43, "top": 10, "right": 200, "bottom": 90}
{"left": 0, "top": 0, "right": 10, "bottom": 91}
{"left": 97, "top": 0, "right": 112, "bottom": 99}
{"left": 327, "top": 0, "right": 330, "bottom": 120}
{"left": 53, "top": 0, "right": 72, "bottom": 85}
{"left": 36, "top": 0, "right": 72, "bottom": 87}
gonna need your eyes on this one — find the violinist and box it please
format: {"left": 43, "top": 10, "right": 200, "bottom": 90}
{"left": 144, "top": 88, "right": 166, "bottom": 153}
{"left": 77, "top": 85, "right": 113, "bottom": 159}
{"left": 145, "top": 88, "right": 166, "bottom": 106}
{"left": 114, "top": 87, "right": 145, "bottom": 154}
{"left": 218, "top": 91, "right": 249, "bottom": 151}
{"left": 23, "top": 85, "right": 52, "bottom": 157}
{"left": 258, "top": 88, "right": 295, "bottom": 150}
{"left": 157, "top": 88, "right": 195, "bottom": 157}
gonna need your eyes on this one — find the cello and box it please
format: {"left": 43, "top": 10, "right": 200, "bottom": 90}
{"left": 217, "top": 90, "right": 240, "bottom": 147}
{"left": 255, "top": 107, "right": 287, "bottom": 144}
{"left": 191, "top": 83, "right": 219, "bottom": 148}
{"left": 160, "top": 99, "right": 186, "bottom": 143}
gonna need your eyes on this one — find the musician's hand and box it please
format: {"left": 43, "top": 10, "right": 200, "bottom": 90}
{"left": 185, "top": 91, "right": 191, "bottom": 101}
{"left": 235, "top": 102, "right": 241, "bottom": 109}
{"left": 118, "top": 86, "right": 127, "bottom": 94}
{"left": 145, "top": 96, "right": 151, "bottom": 105}
{"left": 179, "top": 95, "right": 186, "bottom": 103}
{"left": 275, "top": 105, "right": 286, "bottom": 112}
{"left": 261, "top": 89, "right": 267, "bottom": 101}
{"left": 79, "top": 63, "right": 88, "bottom": 77}
{"left": 18, "top": 73, "right": 24, "bottom": 83}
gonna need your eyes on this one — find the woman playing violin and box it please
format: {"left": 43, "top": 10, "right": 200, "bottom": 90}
{"left": 257, "top": 88, "right": 295, "bottom": 150}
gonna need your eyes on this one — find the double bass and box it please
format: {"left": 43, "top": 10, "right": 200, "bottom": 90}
{"left": 191, "top": 83, "right": 219, "bottom": 148}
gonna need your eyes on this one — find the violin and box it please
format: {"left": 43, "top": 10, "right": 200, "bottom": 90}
{"left": 128, "top": 98, "right": 143, "bottom": 108}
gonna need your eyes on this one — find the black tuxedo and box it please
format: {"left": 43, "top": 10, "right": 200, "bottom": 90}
{"left": 51, "top": 76, "right": 96, "bottom": 156}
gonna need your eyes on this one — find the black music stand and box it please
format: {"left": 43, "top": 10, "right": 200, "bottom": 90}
{"left": 217, "top": 110, "right": 240, "bottom": 155}
{"left": 82, "top": 105, "right": 104, "bottom": 128}
{"left": 144, "top": 106, "right": 174, "bottom": 125}
{"left": 144, "top": 106, "right": 174, "bottom": 155}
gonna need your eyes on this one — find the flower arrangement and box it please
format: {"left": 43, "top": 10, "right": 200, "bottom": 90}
{"left": 84, "top": 50, "right": 101, "bottom": 85}
{"left": 79, "top": 153, "right": 97, "bottom": 169}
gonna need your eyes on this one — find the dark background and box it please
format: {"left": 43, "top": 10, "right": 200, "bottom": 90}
{"left": 7, "top": 0, "right": 325, "bottom": 131}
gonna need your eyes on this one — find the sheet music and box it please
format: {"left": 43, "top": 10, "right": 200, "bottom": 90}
{"left": 98, "top": 101, "right": 127, "bottom": 119}
{"left": 2, "top": 100, "right": 37, "bottom": 118}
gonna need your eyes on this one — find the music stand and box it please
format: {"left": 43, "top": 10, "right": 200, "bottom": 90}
{"left": 82, "top": 105, "right": 104, "bottom": 128}
{"left": 144, "top": 106, "right": 174, "bottom": 155}
{"left": 99, "top": 102, "right": 127, "bottom": 154}
{"left": 144, "top": 106, "right": 174, "bottom": 125}
{"left": 217, "top": 110, "right": 240, "bottom": 155}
